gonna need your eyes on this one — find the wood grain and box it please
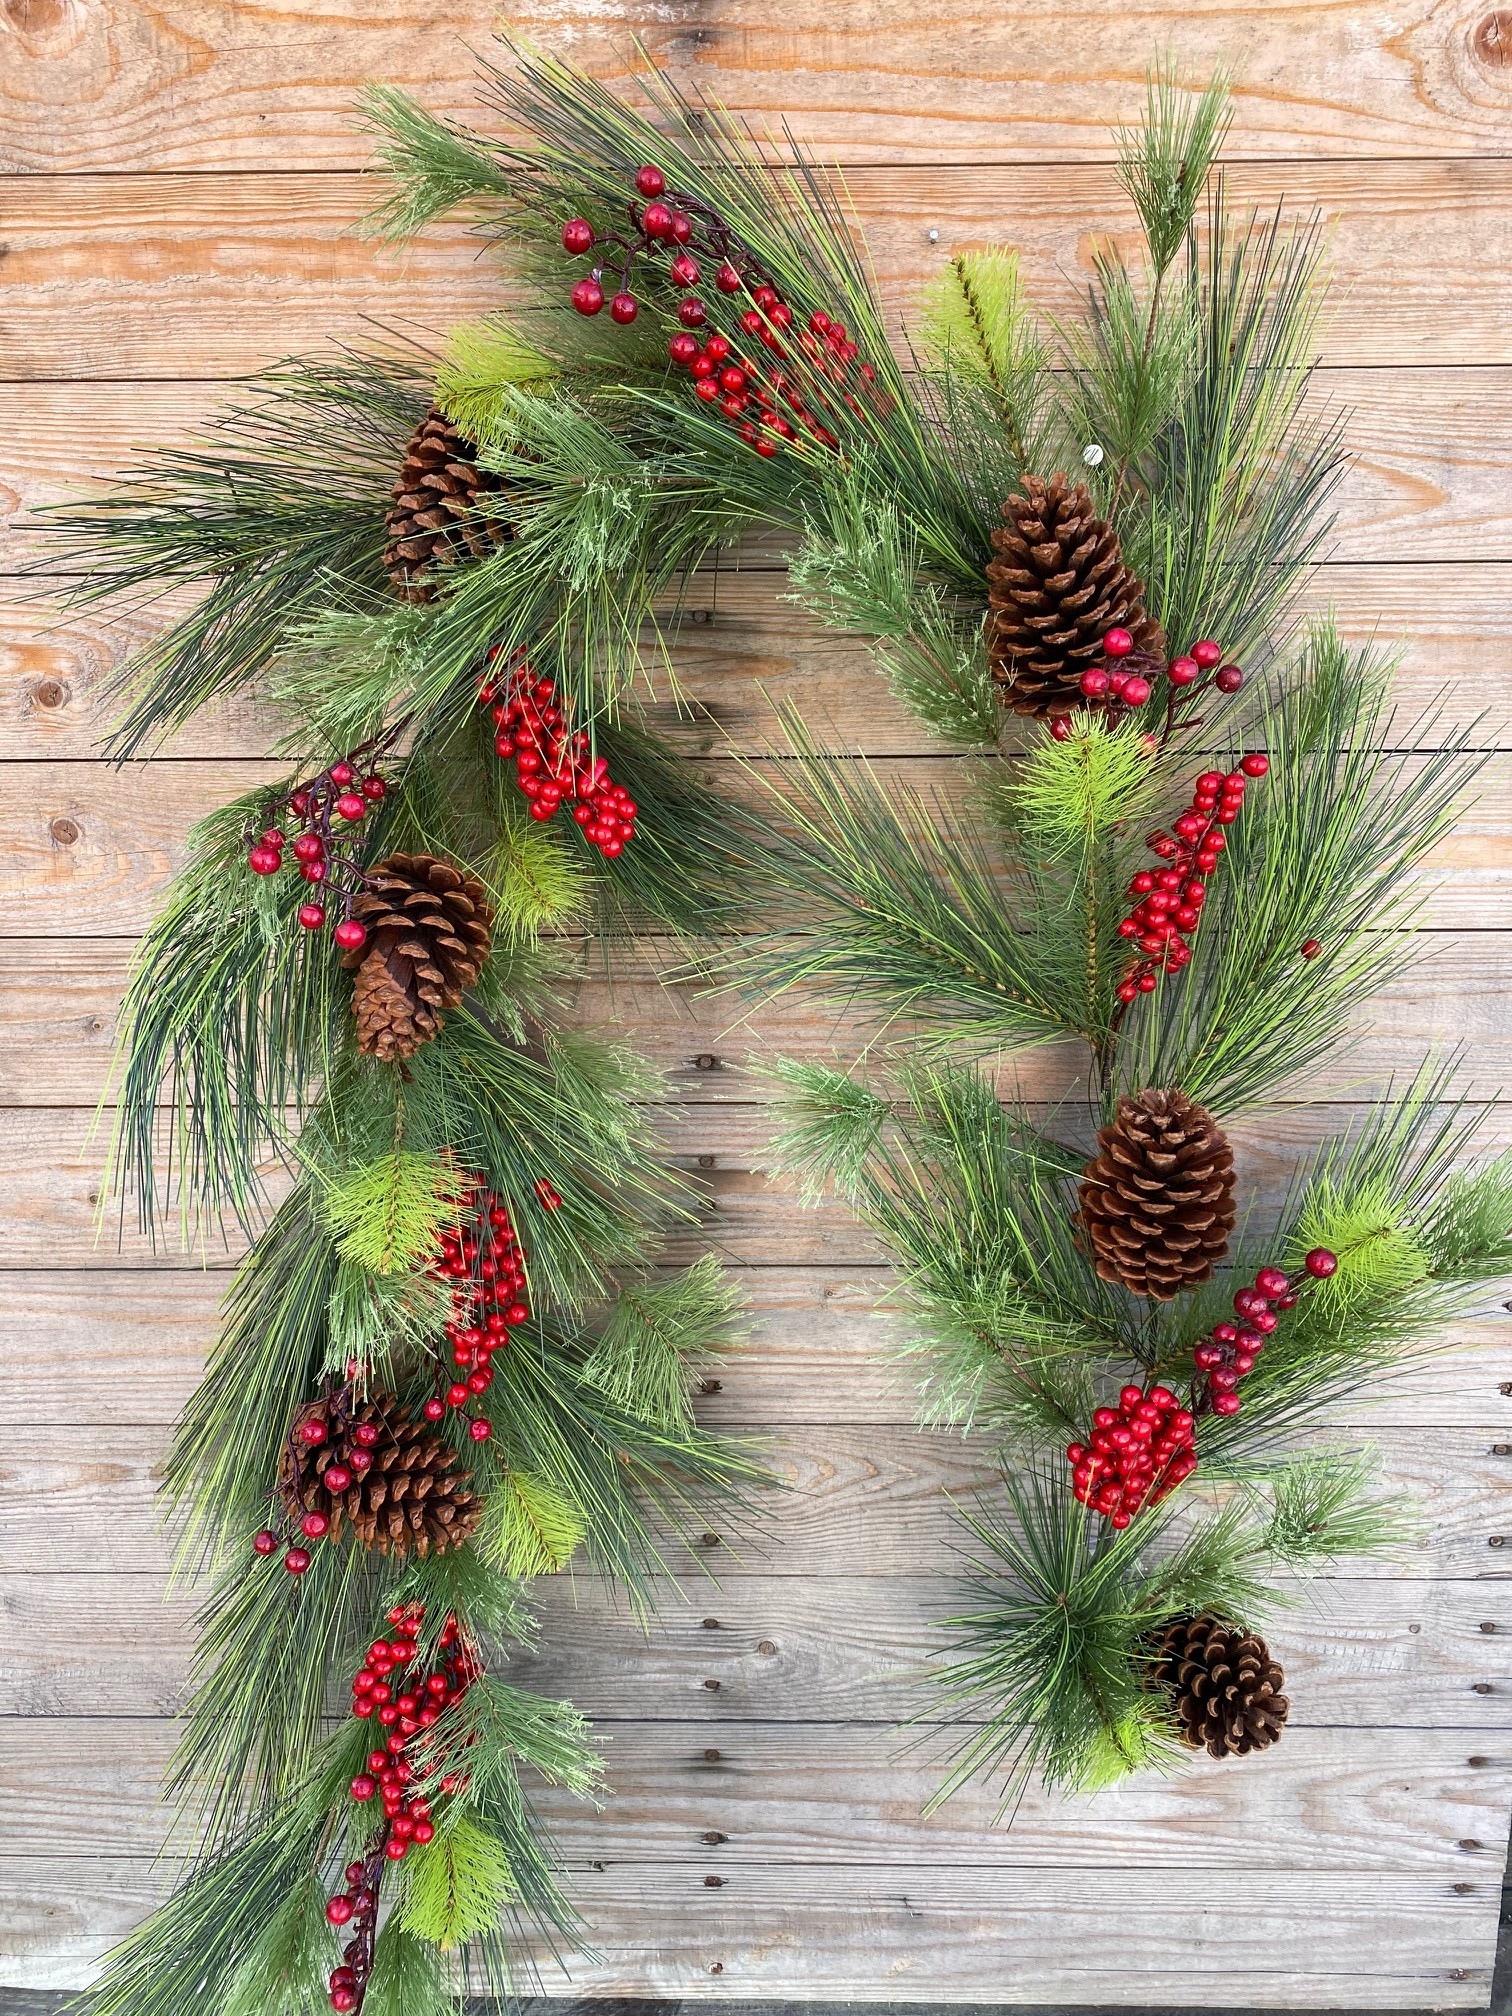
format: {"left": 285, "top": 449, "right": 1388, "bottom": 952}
{"left": 4, "top": 1, "right": 1512, "bottom": 173}
{"left": 8, "top": 565, "right": 1512, "bottom": 767}
{"left": 5, "top": 163, "right": 1512, "bottom": 377}
{"left": 8, "top": 374, "right": 1512, "bottom": 573}
{"left": 4, "top": 1421, "right": 1510, "bottom": 1580}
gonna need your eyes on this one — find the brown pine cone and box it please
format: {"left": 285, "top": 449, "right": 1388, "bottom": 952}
{"left": 280, "top": 1391, "right": 481, "bottom": 1559}
{"left": 1079, "top": 1087, "right": 1235, "bottom": 1300}
{"left": 342, "top": 853, "right": 494, "bottom": 1064}
{"left": 1152, "top": 1614, "right": 1289, "bottom": 1759}
{"left": 383, "top": 406, "right": 512, "bottom": 604}
{"left": 986, "top": 473, "right": 1164, "bottom": 716}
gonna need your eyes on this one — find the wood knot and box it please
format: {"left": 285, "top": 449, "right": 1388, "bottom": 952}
{"left": 1460, "top": 1838, "right": 1483, "bottom": 1849}
{"left": 49, "top": 816, "right": 79, "bottom": 846}
{"left": 1473, "top": 11, "right": 1512, "bottom": 68}
{"left": 702, "top": 1830, "right": 726, "bottom": 1845}
{"left": 693, "top": 1053, "right": 719, "bottom": 1070}
{"left": 702, "top": 1616, "right": 720, "bottom": 1630}
{"left": 700, "top": 1378, "right": 722, "bottom": 1395}
{"left": 32, "top": 678, "right": 67, "bottom": 710}
{"left": 757, "top": 1640, "right": 777, "bottom": 1656}
{"left": 701, "top": 1530, "right": 721, "bottom": 1548}
{"left": 703, "top": 1677, "right": 721, "bottom": 1690}
{"left": 702, "top": 1747, "right": 720, "bottom": 1762}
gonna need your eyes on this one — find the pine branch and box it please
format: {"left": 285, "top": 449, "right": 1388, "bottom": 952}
{"left": 581, "top": 1256, "right": 745, "bottom": 1430}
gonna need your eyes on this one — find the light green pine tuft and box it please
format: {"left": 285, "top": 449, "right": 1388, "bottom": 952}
{"left": 487, "top": 820, "right": 593, "bottom": 938}
{"left": 920, "top": 250, "right": 1043, "bottom": 397}
{"left": 1290, "top": 1174, "right": 1431, "bottom": 1317}
{"left": 480, "top": 1469, "right": 590, "bottom": 1577}
{"left": 319, "top": 1151, "right": 471, "bottom": 1278}
{"left": 398, "top": 1810, "right": 517, "bottom": 1950}
{"left": 1007, "top": 713, "right": 1161, "bottom": 860}
{"left": 361, "top": 1923, "right": 449, "bottom": 2016}
{"left": 435, "top": 317, "right": 559, "bottom": 448}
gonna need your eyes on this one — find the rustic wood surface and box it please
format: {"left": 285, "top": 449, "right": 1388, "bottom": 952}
{"left": 2, "top": 0, "right": 1512, "bottom": 2004}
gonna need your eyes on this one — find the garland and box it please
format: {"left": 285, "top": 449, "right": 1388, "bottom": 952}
{"left": 55, "top": 36, "right": 1512, "bottom": 2009}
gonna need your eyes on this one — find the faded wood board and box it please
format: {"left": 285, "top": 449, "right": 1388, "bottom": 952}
{"left": 3, "top": 0, "right": 1512, "bottom": 2004}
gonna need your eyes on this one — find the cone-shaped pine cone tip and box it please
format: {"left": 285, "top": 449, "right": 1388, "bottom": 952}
{"left": 1079, "top": 1087, "right": 1236, "bottom": 1300}
{"left": 280, "top": 1391, "right": 481, "bottom": 1559}
{"left": 986, "top": 472, "right": 1164, "bottom": 717}
{"left": 343, "top": 852, "right": 494, "bottom": 1064}
{"left": 1153, "top": 1614, "right": 1289, "bottom": 1760}
{"left": 384, "top": 406, "right": 513, "bottom": 604}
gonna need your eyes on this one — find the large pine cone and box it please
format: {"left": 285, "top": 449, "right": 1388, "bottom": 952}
{"left": 342, "top": 853, "right": 494, "bottom": 1064}
{"left": 1079, "top": 1087, "right": 1235, "bottom": 1300}
{"left": 384, "top": 407, "right": 512, "bottom": 604}
{"left": 1152, "top": 1614, "right": 1289, "bottom": 1759}
{"left": 986, "top": 473, "right": 1163, "bottom": 716}
{"left": 280, "top": 1391, "right": 481, "bottom": 1559}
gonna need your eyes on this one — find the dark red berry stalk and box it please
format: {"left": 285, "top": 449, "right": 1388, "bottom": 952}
{"left": 1065, "top": 1383, "right": 1197, "bottom": 1529}
{"left": 244, "top": 726, "right": 405, "bottom": 948}
{"left": 1191, "top": 1246, "right": 1339, "bottom": 1418}
{"left": 478, "top": 653, "right": 637, "bottom": 857}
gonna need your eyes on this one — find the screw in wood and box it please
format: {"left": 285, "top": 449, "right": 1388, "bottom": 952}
{"left": 703, "top": 1831, "right": 727, "bottom": 1844}
{"left": 704, "top": 1875, "right": 725, "bottom": 1887}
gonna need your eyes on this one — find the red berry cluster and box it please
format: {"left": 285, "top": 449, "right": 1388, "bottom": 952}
{"left": 478, "top": 655, "right": 637, "bottom": 857}
{"left": 323, "top": 1604, "right": 479, "bottom": 2012}
{"left": 253, "top": 1393, "right": 385, "bottom": 1573}
{"left": 1065, "top": 1384, "right": 1197, "bottom": 1528}
{"left": 1113, "top": 751, "right": 1270, "bottom": 1003}
{"left": 1049, "top": 633, "right": 1246, "bottom": 740}
{"left": 1193, "top": 1247, "right": 1338, "bottom": 1418}
{"left": 245, "top": 750, "right": 391, "bottom": 946}
{"left": 424, "top": 1172, "right": 544, "bottom": 1440}
{"left": 560, "top": 163, "right": 875, "bottom": 457}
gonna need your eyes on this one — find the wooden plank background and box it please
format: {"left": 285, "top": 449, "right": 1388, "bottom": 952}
{"left": 3, "top": 1, "right": 1512, "bottom": 2005}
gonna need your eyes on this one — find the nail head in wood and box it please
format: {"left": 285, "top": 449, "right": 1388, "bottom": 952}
{"left": 703, "top": 1831, "right": 726, "bottom": 1844}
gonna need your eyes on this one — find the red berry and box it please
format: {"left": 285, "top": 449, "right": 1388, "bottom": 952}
{"left": 326, "top": 1896, "right": 354, "bottom": 1926}
{"left": 331, "top": 1991, "right": 358, "bottom": 2012}
{"left": 292, "top": 832, "right": 324, "bottom": 863}
{"left": 350, "top": 1775, "right": 376, "bottom": 1801}
{"left": 1214, "top": 664, "right": 1244, "bottom": 694}
{"left": 610, "top": 292, "right": 639, "bottom": 325}
{"left": 298, "top": 903, "right": 326, "bottom": 931}
{"left": 1102, "top": 627, "right": 1134, "bottom": 658}
{"left": 335, "top": 792, "right": 365, "bottom": 822}
{"left": 641, "top": 200, "right": 673, "bottom": 238}
{"left": 300, "top": 1417, "right": 328, "bottom": 1446}
{"left": 670, "top": 253, "right": 700, "bottom": 288}
{"left": 284, "top": 1547, "right": 311, "bottom": 1574}
{"left": 1120, "top": 675, "right": 1152, "bottom": 707}
{"left": 385, "top": 1839, "right": 408, "bottom": 1861}
{"left": 333, "top": 919, "right": 366, "bottom": 952}
{"left": 677, "top": 297, "right": 708, "bottom": 327}
{"left": 1300, "top": 937, "right": 1322, "bottom": 959}
{"left": 635, "top": 165, "right": 666, "bottom": 198}
{"left": 534, "top": 1178, "right": 563, "bottom": 1209}
{"left": 1049, "top": 715, "right": 1072, "bottom": 742}
{"left": 1191, "top": 639, "right": 1223, "bottom": 669}
{"left": 300, "top": 859, "right": 328, "bottom": 884}
{"left": 469, "top": 1417, "right": 493, "bottom": 1442}
{"left": 412, "top": 1819, "right": 436, "bottom": 1844}
{"left": 1079, "top": 667, "right": 1110, "bottom": 698}
{"left": 362, "top": 775, "right": 386, "bottom": 800}
{"left": 1166, "top": 656, "right": 1199, "bottom": 686}
{"left": 716, "top": 262, "right": 742, "bottom": 293}
{"left": 1255, "top": 1266, "right": 1289, "bottom": 1297}
{"left": 423, "top": 1397, "right": 445, "bottom": 1422}
{"left": 669, "top": 212, "right": 693, "bottom": 243}
{"left": 302, "top": 1511, "right": 330, "bottom": 1539}
{"left": 1212, "top": 1393, "right": 1242, "bottom": 1416}
{"left": 1240, "top": 752, "right": 1270, "bottom": 777}
{"left": 561, "top": 218, "right": 594, "bottom": 255}
{"left": 248, "top": 845, "right": 282, "bottom": 875}
{"left": 669, "top": 332, "right": 699, "bottom": 365}
{"left": 1304, "top": 1247, "right": 1339, "bottom": 1278}
{"left": 253, "top": 1528, "right": 277, "bottom": 1555}
{"left": 571, "top": 277, "right": 605, "bottom": 317}
{"left": 447, "top": 1383, "right": 469, "bottom": 1408}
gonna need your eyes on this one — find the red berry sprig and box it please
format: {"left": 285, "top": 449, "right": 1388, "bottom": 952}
{"left": 424, "top": 1171, "right": 547, "bottom": 1439}
{"left": 1049, "top": 631, "right": 1245, "bottom": 742}
{"left": 245, "top": 744, "right": 396, "bottom": 949}
{"left": 478, "top": 654, "right": 637, "bottom": 858}
{"left": 1192, "top": 1247, "right": 1338, "bottom": 1418}
{"left": 559, "top": 164, "right": 878, "bottom": 458}
{"left": 1065, "top": 1383, "right": 1197, "bottom": 1529}
{"left": 252, "top": 1391, "right": 386, "bottom": 1572}
{"left": 1113, "top": 750, "right": 1270, "bottom": 1004}
{"left": 324, "top": 1604, "right": 479, "bottom": 2012}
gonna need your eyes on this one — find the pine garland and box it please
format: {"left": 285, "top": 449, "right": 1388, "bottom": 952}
{"left": 53, "top": 33, "right": 1512, "bottom": 2004}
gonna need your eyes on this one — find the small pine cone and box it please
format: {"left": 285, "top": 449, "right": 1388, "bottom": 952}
{"left": 986, "top": 473, "right": 1164, "bottom": 716}
{"left": 1152, "top": 1614, "right": 1289, "bottom": 1759}
{"left": 280, "top": 1392, "right": 481, "bottom": 1559}
{"left": 384, "top": 406, "right": 512, "bottom": 604}
{"left": 343, "top": 853, "right": 494, "bottom": 1064}
{"left": 1079, "top": 1087, "right": 1236, "bottom": 1300}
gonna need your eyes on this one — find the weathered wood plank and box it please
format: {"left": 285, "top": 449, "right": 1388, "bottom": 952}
{"left": 5, "top": 1103, "right": 1512, "bottom": 1269}
{"left": 7, "top": 566, "right": 1512, "bottom": 766}
{"left": 5, "top": 1715, "right": 1512, "bottom": 1871}
{"left": 2, "top": 1859, "right": 1494, "bottom": 2004}
{"left": 4, "top": 1, "right": 1512, "bottom": 173}
{"left": 3, "top": 752, "right": 1509, "bottom": 941}
{"left": 5, "top": 162, "right": 1512, "bottom": 375}
{"left": 2, "top": 1423, "right": 1508, "bottom": 1579}
{"left": 4, "top": 1573, "right": 1511, "bottom": 1730}
{"left": 1, "top": 1267, "right": 1508, "bottom": 1436}
{"left": 6, "top": 933, "right": 1512, "bottom": 1112}
{"left": 7, "top": 374, "right": 1512, "bottom": 572}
